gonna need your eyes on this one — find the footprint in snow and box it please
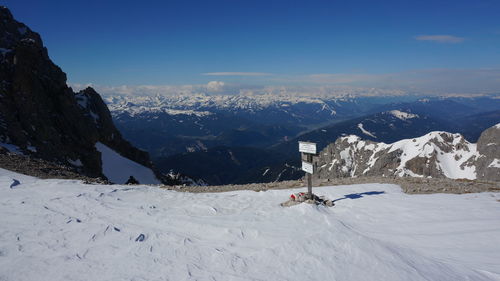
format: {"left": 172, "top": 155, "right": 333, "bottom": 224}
{"left": 10, "top": 179, "right": 20, "bottom": 188}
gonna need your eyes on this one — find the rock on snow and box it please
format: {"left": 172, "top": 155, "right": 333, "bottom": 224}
{"left": 1, "top": 168, "right": 500, "bottom": 281}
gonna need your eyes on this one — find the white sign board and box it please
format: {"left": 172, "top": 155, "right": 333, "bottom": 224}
{"left": 302, "top": 161, "right": 314, "bottom": 174}
{"left": 299, "top": 141, "right": 316, "bottom": 154}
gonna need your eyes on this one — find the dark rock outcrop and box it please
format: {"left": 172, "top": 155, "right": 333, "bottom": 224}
{"left": 0, "top": 6, "right": 157, "bottom": 181}
{"left": 476, "top": 124, "right": 500, "bottom": 181}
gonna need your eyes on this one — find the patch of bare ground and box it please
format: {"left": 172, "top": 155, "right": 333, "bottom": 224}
{"left": 315, "top": 177, "right": 500, "bottom": 195}
{"left": 161, "top": 176, "right": 500, "bottom": 195}
{"left": 0, "top": 150, "right": 109, "bottom": 184}
{"left": 161, "top": 180, "right": 304, "bottom": 193}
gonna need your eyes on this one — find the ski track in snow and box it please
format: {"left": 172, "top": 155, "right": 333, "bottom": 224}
{"left": 1, "top": 168, "right": 500, "bottom": 281}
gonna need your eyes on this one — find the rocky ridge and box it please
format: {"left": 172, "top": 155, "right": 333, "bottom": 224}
{"left": 476, "top": 124, "right": 500, "bottom": 181}
{"left": 0, "top": 7, "right": 159, "bottom": 182}
{"left": 313, "top": 123, "right": 500, "bottom": 182}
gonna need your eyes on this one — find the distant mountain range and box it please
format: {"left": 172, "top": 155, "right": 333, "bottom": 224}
{"left": 111, "top": 108, "right": 304, "bottom": 158}
{"left": 142, "top": 98, "right": 499, "bottom": 185}
{"left": 105, "top": 93, "right": 426, "bottom": 158}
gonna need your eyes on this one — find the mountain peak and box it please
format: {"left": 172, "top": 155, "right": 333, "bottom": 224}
{"left": 80, "top": 86, "right": 100, "bottom": 96}
{"left": 0, "top": 6, "right": 13, "bottom": 20}
{"left": 314, "top": 125, "right": 499, "bottom": 181}
{"left": 0, "top": 6, "right": 43, "bottom": 52}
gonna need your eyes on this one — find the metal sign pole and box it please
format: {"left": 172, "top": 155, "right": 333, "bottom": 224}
{"left": 307, "top": 153, "right": 312, "bottom": 199}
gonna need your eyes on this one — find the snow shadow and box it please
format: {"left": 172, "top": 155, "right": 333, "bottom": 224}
{"left": 333, "top": 191, "right": 385, "bottom": 203}
{"left": 10, "top": 179, "right": 20, "bottom": 188}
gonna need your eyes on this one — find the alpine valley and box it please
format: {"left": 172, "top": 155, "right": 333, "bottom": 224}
{"left": 104, "top": 93, "right": 500, "bottom": 185}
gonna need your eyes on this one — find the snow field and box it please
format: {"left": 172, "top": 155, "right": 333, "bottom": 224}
{"left": 95, "top": 142, "right": 161, "bottom": 184}
{"left": 1, "top": 168, "right": 500, "bottom": 281}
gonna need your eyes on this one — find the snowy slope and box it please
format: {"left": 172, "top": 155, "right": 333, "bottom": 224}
{"left": 389, "top": 110, "right": 419, "bottom": 120}
{"left": 388, "top": 132, "right": 478, "bottom": 179}
{"left": 1, "top": 168, "right": 500, "bottom": 281}
{"left": 95, "top": 142, "right": 161, "bottom": 184}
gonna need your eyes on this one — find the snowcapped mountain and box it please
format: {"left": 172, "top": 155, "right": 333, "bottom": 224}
{"left": 105, "top": 93, "right": 382, "bottom": 158}
{"left": 106, "top": 91, "right": 499, "bottom": 161}
{"left": 105, "top": 93, "right": 342, "bottom": 118}
{"left": 314, "top": 123, "right": 500, "bottom": 181}
{"left": 103, "top": 93, "right": 404, "bottom": 129}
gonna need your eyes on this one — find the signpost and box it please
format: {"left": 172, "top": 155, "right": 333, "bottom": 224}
{"left": 299, "top": 141, "right": 317, "bottom": 154}
{"left": 299, "top": 141, "right": 316, "bottom": 198}
{"left": 301, "top": 161, "right": 313, "bottom": 174}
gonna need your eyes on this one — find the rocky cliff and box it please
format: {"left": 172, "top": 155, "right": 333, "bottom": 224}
{"left": 0, "top": 7, "right": 159, "bottom": 183}
{"left": 476, "top": 124, "right": 500, "bottom": 181}
{"left": 313, "top": 123, "right": 500, "bottom": 182}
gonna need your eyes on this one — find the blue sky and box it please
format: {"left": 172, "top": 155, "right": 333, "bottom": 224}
{"left": 3, "top": 0, "right": 500, "bottom": 94}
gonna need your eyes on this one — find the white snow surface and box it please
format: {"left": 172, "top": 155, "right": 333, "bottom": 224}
{"left": 489, "top": 159, "right": 500, "bottom": 168}
{"left": 95, "top": 142, "right": 160, "bottom": 184}
{"left": 388, "top": 110, "right": 419, "bottom": 120}
{"left": 0, "top": 142, "right": 23, "bottom": 154}
{"left": 67, "top": 158, "right": 83, "bottom": 167}
{"left": 74, "top": 92, "right": 88, "bottom": 108}
{"left": 357, "top": 123, "right": 377, "bottom": 138}
{"left": 1, "top": 168, "right": 500, "bottom": 281}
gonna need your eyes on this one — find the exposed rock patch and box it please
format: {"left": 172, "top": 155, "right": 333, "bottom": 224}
{"left": 476, "top": 124, "right": 500, "bottom": 181}
{"left": 0, "top": 148, "right": 108, "bottom": 184}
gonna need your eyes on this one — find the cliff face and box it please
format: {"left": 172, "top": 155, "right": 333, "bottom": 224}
{"left": 0, "top": 7, "right": 157, "bottom": 182}
{"left": 476, "top": 124, "right": 500, "bottom": 181}
{"left": 312, "top": 124, "right": 500, "bottom": 182}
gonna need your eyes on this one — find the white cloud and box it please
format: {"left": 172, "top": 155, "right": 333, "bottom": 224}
{"left": 202, "top": 72, "right": 272, "bottom": 76}
{"left": 414, "top": 35, "right": 465, "bottom": 43}
{"left": 69, "top": 84, "right": 203, "bottom": 96}
{"left": 206, "top": 81, "right": 225, "bottom": 92}
{"left": 69, "top": 68, "right": 500, "bottom": 98}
